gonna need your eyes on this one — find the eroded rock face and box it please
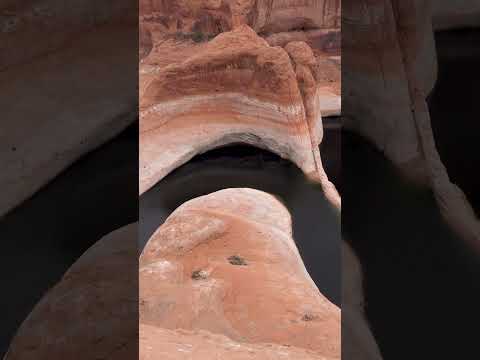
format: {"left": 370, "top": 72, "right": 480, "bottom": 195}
{"left": 139, "top": 0, "right": 339, "bottom": 38}
{"left": 4, "top": 224, "right": 138, "bottom": 360}
{"left": 0, "top": 1, "right": 137, "bottom": 217}
{"left": 139, "top": 25, "right": 340, "bottom": 207}
{"left": 140, "top": 188, "right": 340, "bottom": 359}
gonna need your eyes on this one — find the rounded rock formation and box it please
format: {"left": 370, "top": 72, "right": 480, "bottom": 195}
{"left": 140, "top": 188, "right": 341, "bottom": 359}
{"left": 139, "top": 25, "right": 340, "bottom": 207}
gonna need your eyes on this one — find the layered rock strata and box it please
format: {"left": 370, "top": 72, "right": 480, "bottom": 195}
{"left": 140, "top": 25, "right": 340, "bottom": 208}
{"left": 0, "top": 1, "right": 137, "bottom": 217}
{"left": 139, "top": 0, "right": 341, "bottom": 115}
{"left": 140, "top": 188, "right": 341, "bottom": 359}
{"left": 4, "top": 224, "right": 138, "bottom": 360}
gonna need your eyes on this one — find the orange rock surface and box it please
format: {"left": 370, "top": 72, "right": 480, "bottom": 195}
{"left": 139, "top": 24, "right": 340, "bottom": 207}
{"left": 140, "top": 188, "right": 340, "bottom": 359}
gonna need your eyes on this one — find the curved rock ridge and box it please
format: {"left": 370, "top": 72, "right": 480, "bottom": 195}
{"left": 4, "top": 223, "right": 138, "bottom": 360}
{"left": 139, "top": 25, "right": 340, "bottom": 207}
{"left": 140, "top": 188, "right": 341, "bottom": 359}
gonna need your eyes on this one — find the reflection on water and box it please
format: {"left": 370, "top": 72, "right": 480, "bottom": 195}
{"left": 140, "top": 131, "right": 341, "bottom": 306}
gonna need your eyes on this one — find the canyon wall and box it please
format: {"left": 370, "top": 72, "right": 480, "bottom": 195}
{"left": 343, "top": 0, "right": 480, "bottom": 249}
{"left": 139, "top": 25, "right": 340, "bottom": 207}
{"left": 139, "top": 0, "right": 340, "bottom": 35}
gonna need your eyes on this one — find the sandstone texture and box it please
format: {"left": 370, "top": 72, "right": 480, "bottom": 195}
{"left": 0, "top": 1, "right": 137, "bottom": 217}
{"left": 139, "top": 1, "right": 341, "bottom": 207}
{"left": 4, "top": 223, "right": 138, "bottom": 360}
{"left": 140, "top": 188, "right": 341, "bottom": 359}
{"left": 139, "top": 23, "right": 340, "bottom": 207}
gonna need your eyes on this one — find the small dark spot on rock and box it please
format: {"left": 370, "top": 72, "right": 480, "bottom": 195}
{"left": 228, "top": 255, "right": 247, "bottom": 266}
{"left": 301, "top": 313, "right": 317, "bottom": 322}
{"left": 11, "top": 146, "right": 16, "bottom": 151}
{"left": 191, "top": 270, "right": 208, "bottom": 280}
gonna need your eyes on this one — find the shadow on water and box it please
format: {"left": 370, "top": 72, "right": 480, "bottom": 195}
{"left": 343, "top": 129, "right": 480, "bottom": 359}
{"left": 140, "top": 129, "right": 341, "bottom": 306}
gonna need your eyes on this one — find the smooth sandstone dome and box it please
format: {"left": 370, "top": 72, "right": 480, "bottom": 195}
{"left": 140, "top": 188, "right": 341, "bottom": 359}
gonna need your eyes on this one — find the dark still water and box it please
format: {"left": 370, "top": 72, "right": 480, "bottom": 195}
{"left": 343, "top": 129, "right": 480, "bottom": 359}
{"left": 140, "top": 128, "right": 341, "bottom": 306}
{"left": 428, "top": 28, "right": 480, "bottom": 215}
